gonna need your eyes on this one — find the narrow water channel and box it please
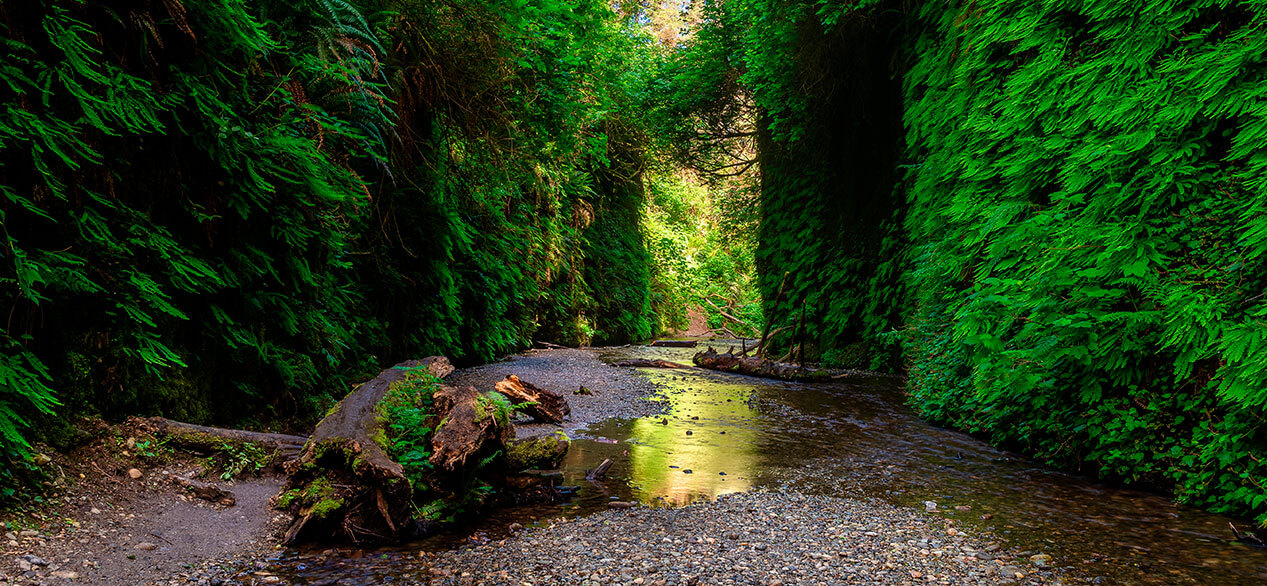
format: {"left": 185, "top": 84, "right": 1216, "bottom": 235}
{"left": 277, "top": 343, "right": 1267, "bottom": 585}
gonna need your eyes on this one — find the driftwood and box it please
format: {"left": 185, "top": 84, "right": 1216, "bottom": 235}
{"left": 1230, "top": 523, "right": 1267, "bottom": 548}
{"left": 165, "top": 472, "right": 235, "bottom": 506}
{"left": 534, "top": 340, "right": 568, "bottom": 350}
{"left": 429, "top": 384, "right": 511, "bottom": 472}
{"left": 613, "top": 359, "right": 689, "bottom": 369}
{"left": 693, "top": 347, "right": 832, "bottom": 382}
{"left": 140, "top": 417, "right": 309, "bottom": 461}
{"left": 494, "top": 375, "right": 571, "bottom": 424}
{"left": 650, "top": 339, "right": 698, "bottom": 348}
{"left": 279, "top": 357, "right": 453, "bottom": 545}
{"left": 702, "top": 297, "right": 761, "bottom": 338}
{"left": 587, "top": 458, "right": 613, "bottom": 481}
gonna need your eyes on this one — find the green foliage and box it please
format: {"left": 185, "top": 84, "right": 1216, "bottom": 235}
{"left": 713, "top": 0, "right": 1267, "bottom": 523}
{"left": 380, "top": 366, "right": 439, "bottom": 491}
{"left": 211, "top": 441, "right": 269, "bottom": 481}
{"left": 0, "top": 339, "right": 58, "bottom": 455}
{"left": 642, "top": 173, "right": 763, "bottom": 336}
{"left": 739, "top": 0, "right": 908, "bottom": 368}
{"left": 899, "top": 0, "right": 1267, "bottom": 524}
{"left": 0, "top": 0, "right": 662, "bottom": 468}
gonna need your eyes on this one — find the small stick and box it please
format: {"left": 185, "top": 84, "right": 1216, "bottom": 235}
{"left": 586, "top": 458, "right": 613, "bottom": 481}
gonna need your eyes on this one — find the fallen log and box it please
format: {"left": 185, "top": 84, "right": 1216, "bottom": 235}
{"left": 278, "top": 357, "right": 453, "bottom": 545}
{"left": 692, "top": 347, "right": 833, "bottom": 382}
{"left": 493, "top": 375, "right": 570, "bottom": 424}
{"left": 534, "top": 340, "right": 568, "bottom": 350}
{"left": 650, "top": 339, "right": 698, "bottom": 348}
{"left": 139, "top": 417, "right": 309, "bottom": 461}
{"left": 613, "top": 359, "right": 689, "bottom": 369}
{"left": 429, "top": 384, "right": 511, "bottom": 472}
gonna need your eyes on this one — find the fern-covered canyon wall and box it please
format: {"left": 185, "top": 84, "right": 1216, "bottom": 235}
{"left": 0, "top": 0, "right": 659, "bottom": 470}
{"left": 732, "top": 0, "right": 1267, "bottom": 522}
{"left": 751, "top": 4, "right": 908, "bottom": 371}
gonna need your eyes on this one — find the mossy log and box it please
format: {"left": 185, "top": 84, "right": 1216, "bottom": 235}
{"left": 692, "top": 347, "right": 832, "bottom": 382}
{"left": 493, "top": 375, "right": 570, "bottom": 424}
{"left": 279, "top": 357, "right": 453, "bottom": 545}
{"left": 139, "top": 417, "right": 309, "bottom": 461}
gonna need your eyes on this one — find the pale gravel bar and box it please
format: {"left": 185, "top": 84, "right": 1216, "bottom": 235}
{"left": 427, "top": 491, "right": 1068, "bottom": 585}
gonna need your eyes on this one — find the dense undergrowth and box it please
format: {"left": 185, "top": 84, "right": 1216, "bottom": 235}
{"left": 0, "top": 0, "right": 685, "bottom": 484}
{"left": 683, "top": 0, "right": 1267, "bottom": 523}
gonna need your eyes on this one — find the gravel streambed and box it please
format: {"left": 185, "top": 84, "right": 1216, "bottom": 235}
{"left": 430, "top": 491, "right": 1066, "bottom": 585}
{"left": 446, "top": 348, "right": 665, "bottom": 436}
{"left": 273, "top": 491, "right": 1068, "bottom": 585}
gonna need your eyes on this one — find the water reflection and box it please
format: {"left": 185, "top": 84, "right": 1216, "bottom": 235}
{"left": 273, "top": 342, "right": 1267, "bottom": 585}
{"left": 583, "top": 343, "right": 1267, "bottom": 585}
{"left": 623, "top": 378, "right": 756, "bottom": 504}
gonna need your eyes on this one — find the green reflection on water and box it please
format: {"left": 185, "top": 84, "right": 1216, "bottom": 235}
{"left": 624, "top": 376, "right": 759, "bottom": 505}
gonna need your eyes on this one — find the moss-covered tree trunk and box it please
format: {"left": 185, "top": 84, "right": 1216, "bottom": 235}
{"left": 277, "top": 359, "right": 577, "bottom": 544}
{"left": 278, "top": 357, "right": 454, "bottom": 544}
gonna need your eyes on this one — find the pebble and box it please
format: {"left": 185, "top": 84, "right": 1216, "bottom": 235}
{"left": 999, "top": 565, "right": 1023, "bottom": 577}
{"left": 21, "top": 555, "right": 49, "bottom": 566}
{"left": 261, "top": 491, "right": 1068, "bottom": 585}
{"left": 135, "top": 542, "right": 158, "bottom": 551}
{"left": 128, "top": 468, "right": 143, "bottom": 479}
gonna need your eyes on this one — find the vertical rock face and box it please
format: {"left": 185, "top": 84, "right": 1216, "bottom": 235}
{"left": 742, "top": 0, "right": 1267, "bottom": 523}
{"left": 754, "top": 7, "right": 908, "bottom": 372}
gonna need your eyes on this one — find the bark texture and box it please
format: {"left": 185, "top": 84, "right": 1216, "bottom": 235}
{"left": 493, "top": 375, "right": 571, "bottom": 424}
{"left": 279, "top": 357, "right": 453, "bottom": 544}
{"left": 692, "top": 347, "right": 832, "bottom": 382}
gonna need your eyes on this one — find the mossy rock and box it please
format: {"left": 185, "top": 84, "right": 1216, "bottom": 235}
{"left": 505, "top": 432, "right": 570, "bottom": 470}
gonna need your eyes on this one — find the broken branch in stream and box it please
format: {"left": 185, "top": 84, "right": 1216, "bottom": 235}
{"left": 613, "top": 359, "right": 690, "bottom": 369}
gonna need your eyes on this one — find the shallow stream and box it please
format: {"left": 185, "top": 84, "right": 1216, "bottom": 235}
{"left": 277, "top": 343, "right": 1267, "bottom": 584}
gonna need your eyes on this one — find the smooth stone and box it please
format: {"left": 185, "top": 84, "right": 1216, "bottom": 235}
{"left": 998, "top": 565, "right": 1022, "bottom": 577}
